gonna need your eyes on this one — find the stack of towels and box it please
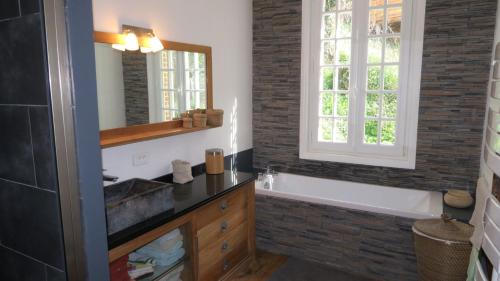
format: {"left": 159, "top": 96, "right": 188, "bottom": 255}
{"left": 128, "top": 228, "right": 185, "bottom": 280}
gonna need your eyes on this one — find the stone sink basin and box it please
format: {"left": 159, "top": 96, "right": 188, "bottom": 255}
{"left": 104, "top": 178, "right": 174, "bottom": 235}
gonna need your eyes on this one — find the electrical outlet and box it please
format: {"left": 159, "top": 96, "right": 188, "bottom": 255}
{"left": 133, "top": 152, "right": 150, "bottom": 166}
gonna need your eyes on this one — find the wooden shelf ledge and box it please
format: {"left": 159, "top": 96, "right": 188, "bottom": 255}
{"left": 100, "top": 120, "right": 221, "bottom": 148}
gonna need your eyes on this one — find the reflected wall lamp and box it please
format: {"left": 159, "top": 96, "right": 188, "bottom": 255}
{"left": 111, "top": 25, "right": 164, "bottom": 54}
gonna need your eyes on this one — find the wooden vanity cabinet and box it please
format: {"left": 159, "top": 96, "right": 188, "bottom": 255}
{"left": 194, "top": 183, "right": 256, "bottom": 281}
{"left": 108, "top": 181, "right": 255, "bottom": 281}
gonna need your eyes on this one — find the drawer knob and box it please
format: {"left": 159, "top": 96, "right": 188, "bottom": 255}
{"left": 221, "top": 221, "right": 229, "bottom": 232}
{"left": 223, "top": 260, "right": 229, "bottom": 271}
{"left": 220, "top": 201, "right": 228, "bottom": 211}
{"left": 221, "top": 241, "right": 229, "bottom": 252}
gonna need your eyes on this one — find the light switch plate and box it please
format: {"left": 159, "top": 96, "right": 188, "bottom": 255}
{"left": 133, "top": 152, "right": 150, "bottom": 166}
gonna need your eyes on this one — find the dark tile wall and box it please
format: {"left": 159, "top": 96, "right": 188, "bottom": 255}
{"left": 0, "top": 0, "right": 67, "bottom": 280}
{"left": 256, "top": 195, "right": 418, "bottom": 281}
{"left": 123, "top": 51, "right": 149, "bottom": 126}
{"left": 252, "top": 0, "right": 497, "bottom": 192}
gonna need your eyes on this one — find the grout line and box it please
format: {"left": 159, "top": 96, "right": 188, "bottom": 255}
{"left": 0, "top": 104, "right": 47, "bottom": 107}
{"left": 0, "top": 244, "right": 64, "bottom": 272}
{"left": 17, "top": 0, "right": 22, "bottom": 16}
{"left": 0, "top": 177, "right": 56, "bottom": 194}
{"left": 27, "top": 108, "right": 39, "bottom": 188}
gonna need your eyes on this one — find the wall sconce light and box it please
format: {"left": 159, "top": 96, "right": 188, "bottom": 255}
{"left": 112, "top": 30, "right": 139, "bottom": 51}
{"left": 111, "top": 25, "right": 164, "bottom": 53}
{"left": 140, "top": 33, "right": 164, "bottom": 53}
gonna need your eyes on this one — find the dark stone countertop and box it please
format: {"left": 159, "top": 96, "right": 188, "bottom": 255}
{"left": 107, "top": 169, "right": 256, "bottom": 249}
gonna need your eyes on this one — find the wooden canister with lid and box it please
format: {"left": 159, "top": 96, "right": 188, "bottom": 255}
{"left": 205, "top": 148, "right": 224, "bottom": 174}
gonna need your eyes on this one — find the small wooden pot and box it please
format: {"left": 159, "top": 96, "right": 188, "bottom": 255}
{"left": 182, "top": 117, "right": 193, "bottom": 128}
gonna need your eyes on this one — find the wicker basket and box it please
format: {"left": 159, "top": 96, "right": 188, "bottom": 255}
{"left": 413, "top": 215, "right": 473, "bottom": 281}
{"left": 193, "top": 113, "right": 207, "bottom": 127}
{"left": 206, "top": 109, "right": 224, "bottom": 126}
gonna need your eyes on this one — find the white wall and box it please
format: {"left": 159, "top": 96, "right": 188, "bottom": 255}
{"left": 93, "top": 0, "right": 253, "bottom": 182}
{"left": 95, "top": 43, "right": 127, "bottom": 130}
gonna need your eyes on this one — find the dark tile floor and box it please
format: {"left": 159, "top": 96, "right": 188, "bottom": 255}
{"left": 268, "top": 258, "right": 378, "bottom": 281}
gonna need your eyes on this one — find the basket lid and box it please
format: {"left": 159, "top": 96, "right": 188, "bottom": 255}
{"left": 413, "top": 214, "right": 473, "bottom": 242}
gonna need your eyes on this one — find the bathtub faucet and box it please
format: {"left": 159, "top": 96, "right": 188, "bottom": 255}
{"left": 263, "top": 165, "right": 278, "bottom": 190}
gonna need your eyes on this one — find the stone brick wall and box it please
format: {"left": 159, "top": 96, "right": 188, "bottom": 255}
{"left": 123, "top": 51, "right": 150, "bottom": 126}
{"left": 252, "top": 0, "right": 497, "bottom": 191}
{"left": 256, "top": 195, "right": 418, "bottom": 281}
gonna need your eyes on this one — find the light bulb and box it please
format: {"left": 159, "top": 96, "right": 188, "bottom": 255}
{"left": 123, "top": 31, "right": 139, "bottom": 51}
{"left": 140, "top": 46, "right": 152, "bottom": 53}
{"left": 112, "top": 43, "right": 126, "bottom": 51}
{"left": 149, "top": 36, "right": 164, "bottom": 53}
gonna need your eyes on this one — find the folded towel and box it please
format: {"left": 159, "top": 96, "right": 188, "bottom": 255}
{"left": 137, "top": 247, "right": 185, "bottom": 267}
{"left": 157, "top": 235, "right": 183, "bottom": 251}
{"left": 469, "top": 177, "right": 492, "bottom": 248}
{"left": 156, "top": 229, "right": 181, "bottom": 243}
{"left": 128, "top": 252, "right": 156, "bottom": 265}
{"left": 140, "top": 240, "right": 183, "bottom": 256}
{"left": 466, "top": 247, "right": 479, "bottom": 281}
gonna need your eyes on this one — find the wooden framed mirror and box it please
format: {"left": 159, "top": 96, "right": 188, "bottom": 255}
{"left": 94, "top": 31, "right": 214, "bottom": 148}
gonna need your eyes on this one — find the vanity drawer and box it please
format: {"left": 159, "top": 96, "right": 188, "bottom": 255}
{"left": 198, "top": 229, "right": 248, "bottom": 281}
{"left": 196, "top": 187, "right": 247, "bottom": 230}
{"left": 198, "top": 222, "right": 248, "bottom": 276}
{"left": 197, "top": 207, "right": 247, "bottom": 251}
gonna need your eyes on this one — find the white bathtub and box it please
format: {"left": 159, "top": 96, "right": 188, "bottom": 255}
{"left": 255, "top": 173, "right": 443, "bottom": 219}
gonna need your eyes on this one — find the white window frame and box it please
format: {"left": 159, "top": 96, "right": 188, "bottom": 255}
{"left": 300, "top": 0, "right": 426, "bottom": 169}
{"left": 149, "top": 51, "right": 207, "bottom": 122}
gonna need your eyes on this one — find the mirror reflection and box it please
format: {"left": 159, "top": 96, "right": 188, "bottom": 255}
{"left": 95, "top": 43, "right": 207, "bottom": 130}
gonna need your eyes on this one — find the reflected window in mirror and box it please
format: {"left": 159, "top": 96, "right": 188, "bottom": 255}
{"left": 154, "top": 50, "right": 207, "bottom": 121}
{"left": 94, "top": 43, "right": 209, "bottom": 131}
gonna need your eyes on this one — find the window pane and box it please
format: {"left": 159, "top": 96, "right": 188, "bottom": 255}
{"left": 163, "top": 90, "right": 178, "bottom": 109}
{"left": 185, "top": 71, "right": 196, "bottom": 90}
{"left": 336, "top": 93, "right": 349, "bottom": 117}
{"left": 364, "top": 120, "right": 379, "bottom": 144}
{"left": 334, "top": 119, "right": 348, "bottom": 142}
{"left": 322, "top": 41, "right": 336, "bottom": 65}
{"left": 382, "top": 93, "right": 397, "bottom": 118}
{"left": 383, "top": 65, "right": 399, "bottom": 90}
{"left": 369, "top": 0, "right": 384, "bottom": 7}
{"left": 381, "top": 121, "right": 396, "bottom": 145}
{"left": 162, "top": 71, "right": 176, "bottom": 89}
{"left": 385, "top": 37, "right": 400, "bottom": 63}
{"left": 185, "top": 52, "right": 196, "bottom": 69}
{"left": 321, "top": 68, "right": 335, "bottom": 90}
{"left": 387, "top": 7, "right": 402, "bottom": 34}
{"left": 336, "top": 39, "right": 351, "bottom": 64}
{"left": 368, "top": 38, "right": 383, "bottom": 64}
{"left": 337, "top": 12, "right": 352, "bottom": 38}
{"left": 369, "top": 9, "right": 384, "bottom": 35}
{"left": 319, "top": 118, "right": 333, "bottom": 141}
{"left": 323, "top": 14, "right": 336, "bottom": 39}
{"left": 199, "top": 71, "right": 206, "bottom": 90}
{"left": 338, "top": 0, "right": 352, "bottom": 10}
{"left": 198, "top": 54, "right": 206, "bottom": 69}
{"left": 199, "top": 91, "right": 207, "bottom": 109}
{"left": 161, "top": 51, "right": 169, "bottom": 69}
{"left": 337, "top": 67, "right": 350, "bottom": 90}
{"left": 365, "top": 93, "right": 380, "bottom": 117}
{"left": 324, "top": 0, "right": 337, "bottom": 12}
{"left": 320, "top": 92, "right": 334, "bottom": 116}
{"left": 367, "top": 66, "right": 381, "bottom": 90}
